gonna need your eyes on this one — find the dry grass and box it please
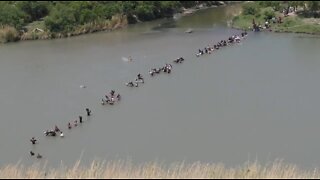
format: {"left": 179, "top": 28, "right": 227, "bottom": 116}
{"left": 49, "top": 14, "right": 128, "bottom": 39}
{"left": 20, "top": 31, "right": 50, "bottom": 41}
{"left": 0, "top": 159, "right": 320, "bottom": 179}
{"left": 0, "top": 25, "right": 19, "bottom": 43}
{"left": 1, "top": 14, "right": 128, "bottom": 43}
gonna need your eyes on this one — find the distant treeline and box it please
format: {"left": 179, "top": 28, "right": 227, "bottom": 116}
{"left": 0, "top": 1, "right": 228, "bottom": 33}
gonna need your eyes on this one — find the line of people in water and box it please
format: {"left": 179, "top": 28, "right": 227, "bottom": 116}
{"left": 29, "top": 151, "right": 42, "bottom": 159}
{"left": 126, "top": 74, "right": 144, "bottom": 87}
{"left": 127, "top": 57, "right": 182, "bottom": 88}
{"left": 149, "top": 63, "right": 173, "bottom": 76}
{"left": 29, "top": 108, "right": 92, "bottom": 159}
{"left": 28, "top": 30, "right": 249, "bottom": 160}
{"left": 196, "top": 31, "right": 248, "bottom": 57}
{"left": 101, "top": 90, "right": 121, "bottom": 105}
{"left": 173, "top": 57, "right": 185, "bottom": 64}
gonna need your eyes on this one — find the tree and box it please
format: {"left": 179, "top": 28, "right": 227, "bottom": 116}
{"left": 44, "top": 4, "right": 76, "bottom": 33}
{"left": 94, "top": 3, "right": 121, "bottom": 20}
{"left": 307, "top": 1, "right": 320, "bottom": 15}
{"left": 16, "top": 2, "right": 50, "bottom": 22}
{"left": 259, "top": 1, "right": 281, "bottom": 11}
{"left": 179, "top": 1, "right": 196, "bottom": 8}
{"left": 0, "top": 2, "right": 26, "bottom": 29}
{"left": 288, "top": 1, "right": 305, "bottom": 11}
{"left": 263, "top": 8, "right": 275, "bottom": 20}
{"left": 159, "top": 1, "right": 180, "bottom": 16}
{"left": 243, "top": 3, "right": 259, "bottom": 15}
{"left": 135, "top": 3, "right": 155, "bottom": 21}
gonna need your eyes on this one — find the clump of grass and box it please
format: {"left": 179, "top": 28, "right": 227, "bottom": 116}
{"left": 109, "top": 14, "right": 128, "bottom": 30}
{"left": 20, "top": 31, "right": 50, "bottom": 41}
{"left": 0, "top": 159, "right": 320, "bottom": 179}
{"left": 1, "top": 14, "right": 128, "bottom": 43}
{"left": 0, "top": 26, "right": 20, "bottom": 43}
{"left": 232, "top": 14, "right": 257, "bottom": 30}
{"left": 51, "top": 14, "right": 127, "bottom": 38}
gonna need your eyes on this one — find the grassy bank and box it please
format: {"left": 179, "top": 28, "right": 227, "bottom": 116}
{"left": 231, "top": 2, "right": 320, "bottom": 35}
{"left": 0, "top": 26, "right": 20, "bottom": 43}
{"left": 0, "top": 1, "right": 230, "bottom": 43}
{"left": 17, "top": 14, "right": 128, "bottom": 41}
{"left": 1, "top": 160, "right": 320, "bottom": 178}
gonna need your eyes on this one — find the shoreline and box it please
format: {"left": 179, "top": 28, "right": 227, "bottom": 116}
{"left": 231, "top": 23, "right": 320, "bottom": 36}
{"left": 14, "top": 14, "right": 129, "bottom": 43}
{"left": 230, "top": 25, "right": 320, "bottom": 36}
{"left": 0, "top": 2, "right": 231, "bottom": 44}
{"left": 230, "top": 2, "right": 320, "bottom": 36}
{"left": 2, "top": 2, "right": 320, "bottom": 44}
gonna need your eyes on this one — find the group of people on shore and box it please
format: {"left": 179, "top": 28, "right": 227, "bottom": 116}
{"left": 252, "top": 15, "right": 284, "bottom": 32}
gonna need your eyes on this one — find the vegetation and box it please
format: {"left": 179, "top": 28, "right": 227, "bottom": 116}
{"left": 0, "top": 159, "right": 320, "bottom": 178}
{"left": 232, "top": 1, "right": 320, "bottom": 34}
{"left": 0, "top": 25, "right": 19, "bottom": 43}
{"left": 0, "top": 1, "right": 228, "bottom": 43}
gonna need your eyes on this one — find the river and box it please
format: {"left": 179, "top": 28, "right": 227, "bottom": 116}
{"left": 1, "top": 4, "right": 320, "bottom": 168}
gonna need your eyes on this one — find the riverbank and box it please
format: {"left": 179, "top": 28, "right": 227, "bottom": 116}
{"left": 1, "top": 160, "right": 319, "bottom": 178}
{"left": 22, "top": 14, "right": 128, "bottom": 41}
{"left": 231, "top": 2, "right": 320, "bottom": 35}
{"left": 0, "top": 1, "right": 230, "bottom": 44}
{"left": 0, "top": 14, "right": 127, "bottom": 43}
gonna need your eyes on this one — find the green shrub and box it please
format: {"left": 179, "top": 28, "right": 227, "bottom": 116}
{"left": 135, "top": 3, "right": 155, "bottom": 21}
{"left": 44, "top": 5, "right": 76, "bottom": 33}
{"left": 179, "top": 1, "right": 196, "bottom": 8}
{"left": 258, "top": 1, "right": 281, "bottom": 11}
{"left": 263, "top": 8, "right": 275, "bottom": 20}
{"left": 0, "top": 2, "right": 27, "bottom": 29}
{"left": 243, "top": 3, "right": 260, "bottom": 16}
{"left": 16, "top": 2, "right": 50, "bottom": 22}
{"left": 282, "top": 18, "right": 298, "bottom": 27}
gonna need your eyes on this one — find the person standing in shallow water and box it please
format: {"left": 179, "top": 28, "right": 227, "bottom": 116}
{"left": 30, "top": 151, "right": 35, "bottom": 156}
{"left": 79, "top": 116, "right": 83, "bottom": 123}
{"left": 86, "top": 108, "right": 91, "bottom": 116}
{"left": 36, "top": 153, "right": 42, "bottom": 159}
{"left": 30, "top": 137, "right": 37, "bottom": 144}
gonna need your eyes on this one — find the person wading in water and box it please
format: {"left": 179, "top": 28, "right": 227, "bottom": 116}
{"left": 86, "top": 108, "right": 91, "bottom": 116}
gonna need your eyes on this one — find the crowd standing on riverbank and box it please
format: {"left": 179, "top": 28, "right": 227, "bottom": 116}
{"left": 28, "top": 29, "right": 249, "bottom": 160}
{"left": 232, "top": 1, "right": 320, "bottom": 35}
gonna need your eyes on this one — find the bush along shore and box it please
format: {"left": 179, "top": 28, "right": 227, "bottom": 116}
{"left": 0, "top": 1, "right": 230, "bottom": 43}
{"left": 231, "top": 1, "right": 320, "bottom": 35}
{"left": 1, "top": 160, "right": 320, "bottom": 178}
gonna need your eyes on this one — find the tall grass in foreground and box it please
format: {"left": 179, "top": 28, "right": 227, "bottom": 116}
{"left": 1, "top": 159, "right": 320, "bottom": 179}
